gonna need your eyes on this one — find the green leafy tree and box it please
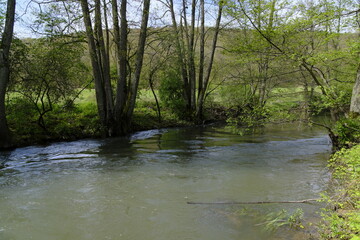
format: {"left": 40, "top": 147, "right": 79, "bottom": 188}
{"left": 10, "top": 37, "right": 90, "bottom": 132}
{"left": 225, "top": 0, "right": 357, "bottom": 120}
{"left": 159, "top": 67, "right": 187, "bottom": 118}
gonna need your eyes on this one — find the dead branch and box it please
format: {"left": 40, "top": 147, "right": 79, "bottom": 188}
{"left": 187, "top": 198, "right": 320, "bottom": 205}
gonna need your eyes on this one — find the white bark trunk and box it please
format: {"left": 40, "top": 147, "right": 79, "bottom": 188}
{"left": 350, "top": 68, "right": 360, "bottom": 114}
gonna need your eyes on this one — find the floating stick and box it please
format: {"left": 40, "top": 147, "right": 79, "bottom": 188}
{"left": 187, "top": 198, "right": 320, "bottom": 205}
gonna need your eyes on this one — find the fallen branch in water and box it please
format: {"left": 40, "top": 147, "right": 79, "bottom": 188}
{"left": 187, "top": 198, "right": 320, "bottom": 205}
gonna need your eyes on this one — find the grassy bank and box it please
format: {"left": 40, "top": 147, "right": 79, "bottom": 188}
{"left": 6, "top": 89, "right": 195, "bottom": 147}
{"left": 320, "top": 145, "right": 360, "bottom": 240}
{"left": 4, "top": 86, "right": 317, "bottom": 147}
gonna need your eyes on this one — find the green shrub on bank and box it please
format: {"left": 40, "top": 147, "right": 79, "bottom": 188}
{"left": 158, "top": 69, "right": 188, "bottom": 119}
{"left": 333, "top": 117, "right": 360, "bottom": 148}
{"left": 7, "top": 99, "right": 100, "bottom": 144}
{"left": 320, "top": 145, "right": 360, "bottom": 240}
{"left": 45, "top": 103, "right": 100, "bottom": 139}
{"left": 6, "top": 97, "right": 42, "bottom": 141}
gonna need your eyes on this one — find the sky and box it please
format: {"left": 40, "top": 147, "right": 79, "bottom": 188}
{"left": 11, "top": 0, "right": 223, "bottom": 38}
{"left": 14, "top": 0, "right": 35, "bottom": 38}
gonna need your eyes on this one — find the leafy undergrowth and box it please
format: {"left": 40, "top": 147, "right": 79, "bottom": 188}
{"left": 132, "top": 104, "right": 193, "bottom": 131}
{"left": 320, "top": 145, "right": 360, "bottom": 240}
{"left": 6, "top": 98, "right": 193, "bottom": 147}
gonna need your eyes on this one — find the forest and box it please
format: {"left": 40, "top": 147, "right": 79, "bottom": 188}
{"left": 0, "top": 0, "right": 358, "bottom": 147}
{"left": 1, "top": 0, "right": 360, "bottom": 238}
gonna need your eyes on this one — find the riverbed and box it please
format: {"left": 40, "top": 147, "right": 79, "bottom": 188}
{"left": 0, "top": 123, "right": 331, "bottom": 239}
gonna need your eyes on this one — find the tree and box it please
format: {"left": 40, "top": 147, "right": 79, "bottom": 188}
{"left": 196, "top": 0, "right": 223, "bottom": 119}
{"left": 80, "top": 0, "right": 151, "bottom": 136}
{"left": 225, "top": 0, "right": 356, "bottom": 120}
{"left": 224, "top": 0, "right": 292, "bottom": 109}
{"left": 0, "top": 0, "right": 15, "bottom": 148}
{"left": 10, "top": 37, "right": 90, "bottom": 132}
{"left": 350, "top": 69, "right": 360, "bottom": 114}
{"left": 164, "top": 0, "right": 223, "bottom": 120}
{"left": 350, "top": 4, "right": 360, "bottom": 115}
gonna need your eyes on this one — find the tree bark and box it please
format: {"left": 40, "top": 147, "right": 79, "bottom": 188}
{"left": 94, "top": 0, "right": 114, "bottom": 134}
{"left": 80, "top": 0, "right": 108, "bottom": 135}
{"left": 127, "top": 0, "right": 151, "bottom": 120}
{"left": 196, "top": 2, "right": 223, "bottom": 119}
{"left": 149, "top": 70, "right": 161, "bottom": 123}
{"left": 168, "top": 0, "right": 190, "bottom": 112}
{"left": 350, "top": 66, "right": 360, "bottom": 115}
{"left": 0, "top": 0, "right": 16, "bottom": 148}
{"left": 114, "top": 0, "right": 128, "bottom": 121}
{"left": 188, "top": 0, "right": 196, "bottom": 111}
{"left": 197, "top": 0, "right": 205, "bottom": 103}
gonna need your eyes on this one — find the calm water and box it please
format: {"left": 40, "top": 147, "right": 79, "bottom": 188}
{"left": 0, "top": 123, "right": 331, "bottom": 240}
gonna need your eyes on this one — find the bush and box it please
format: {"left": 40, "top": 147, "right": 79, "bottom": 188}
{"left": 158, "top": 68, "right": 187, "bottom": 119}
{"left": 333, "top": 117, "right": 360, "bottom": 147}
{"left": 6, "top": 98, "right": 100, "bottom": 144}
{"left": 45, "top": 103, "right": 100, "bottom": 139}
{"left": 310, "top": 84, "right": 352, "bottom": 116}
{"left": 6, "top": 97, "right": 42, "bottom": 141}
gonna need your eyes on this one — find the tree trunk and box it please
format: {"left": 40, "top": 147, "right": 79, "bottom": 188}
{"left": 300, "top": 68, "right": 310, "bottom": 119}
{"left": 114, "top": 0, "right": 128, "bottom": 121}
{"left": 127, "top": 0, "right": 151, "bottom": 120}
{"left": 197, "top": 0, "right": 205, "bottom": 103}
{"left": 196, "top": 2, "right": 223, "bottom": 120}
{"left": 80, "top": 0, "right": 108, "bottom": 135}
{"left": 149, "top": 69, "right": 161, "bottom": 123}
{"left": 0, "top": 0, "right": 16, "bottom": 148}
{"left": 169, "top": 0, "right": 190, "bottom": 112}
{"left": 350, "top": 66, "right": 360, "bottom": 115}
{"left": 94, "top": 0, "right": 114, "bottom": 134}
{"left": 188, "top": 0, "right": 196, "bottom": 111}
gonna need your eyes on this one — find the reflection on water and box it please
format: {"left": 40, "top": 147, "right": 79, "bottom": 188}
{"left": 0, "top": 123, "right": 331, "bottom": 240}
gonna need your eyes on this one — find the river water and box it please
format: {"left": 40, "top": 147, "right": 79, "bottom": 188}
{"left": 0, "top": 123, "right": 331, "bottom": 240}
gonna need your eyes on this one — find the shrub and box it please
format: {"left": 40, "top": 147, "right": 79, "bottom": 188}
{"left": 333, "top": 117, "right": 360, "bottom": 147}
{"left": 158, "top": 68, "right": 187, "bottom": 119}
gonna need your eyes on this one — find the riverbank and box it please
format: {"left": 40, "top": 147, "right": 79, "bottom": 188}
{"left": 319, "top": 145, "right": 360, "bottom": 240}
{"left": 4, "top": 102, "right": 199, "bottom": 149}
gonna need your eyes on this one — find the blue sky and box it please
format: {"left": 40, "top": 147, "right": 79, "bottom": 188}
{"left": 14, "top": 0, "right": 35, "bottom": 38}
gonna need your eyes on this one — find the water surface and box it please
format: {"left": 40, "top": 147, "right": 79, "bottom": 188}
{"left": 0, "top": 123, "right": 331, "bottom": 239}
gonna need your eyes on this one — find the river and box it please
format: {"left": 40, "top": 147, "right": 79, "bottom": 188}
{"left": 0, "top": 123, "right": 331, "bottom": 239}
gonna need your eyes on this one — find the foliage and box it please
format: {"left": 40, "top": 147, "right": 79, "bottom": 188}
{"left": 9, "top": 37, "right": 90, "bottom": 131}
{"left": 6, "top": 97, "right": 42, "bottom": 141}
{"left": 44, "top": 103, "right": 100, "bottom": 139}
{"left": 225, "top": 105, "right": 268, "bottom": 135}
{"left": 258, "top": 208, "right": 304, "bottom": 232}
{"left": 218, "top": 83, "right": 255, "bottom": 109}
{"left": 234, "top": 207, "right": 305, "bottom": 232}
{"left": 158, "top": 68, "right": 187, "bottom": 119}
{"left": 310, "top": 84, "right": 353, "bottom": 116}
{"left": 6, "top": 98, "right": 100, "bottom": 144}
{"left": 320, "top": 145, "right": 360, "bottom": 239}
{"left": 333, "top": 117, "right": 360, "bottom": 147}
{"left": 32, "top": 1, "right": 83, "bottom": 36}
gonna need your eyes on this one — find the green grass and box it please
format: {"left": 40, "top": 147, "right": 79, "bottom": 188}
{"left": 74, "top": 89, "right": 97, "bottom": 104}
{"left": 320, "top": 145, "right": 360, "bottom": 240}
